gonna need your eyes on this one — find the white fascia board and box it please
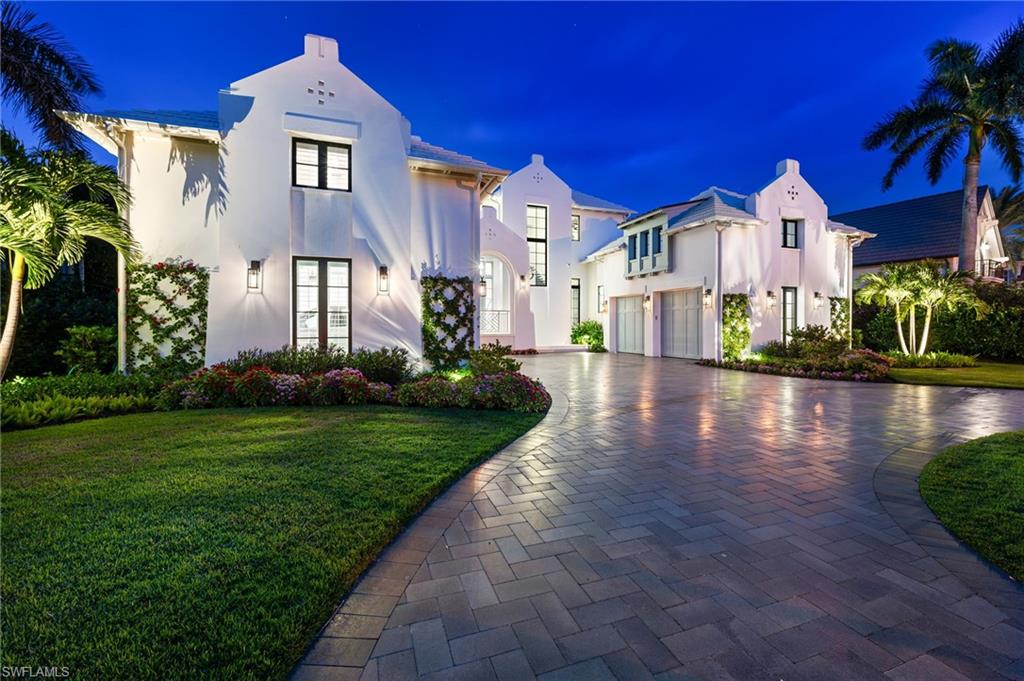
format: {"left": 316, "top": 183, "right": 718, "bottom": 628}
{"left": 664, "top": 216, "right": 763, "bottom": 236}
{"left": 57, "top": 111, "right": 219, "bottom": 150}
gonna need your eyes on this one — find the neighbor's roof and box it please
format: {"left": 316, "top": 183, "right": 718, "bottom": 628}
{"left": 407, "top": 137, "right": 506, "bottom": 176}
{"left": 833, "top": 187, "right": 988, "bottom": 267}
{"left": 571, "top": 189, "right": 633, "bottom": 215}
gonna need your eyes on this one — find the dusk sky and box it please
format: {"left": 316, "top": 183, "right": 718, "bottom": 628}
{"left": 4, "top": 2, "right": 1021, "bottom": 214}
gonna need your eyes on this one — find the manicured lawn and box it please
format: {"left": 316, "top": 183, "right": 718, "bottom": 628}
{"left": 890, "top": 361, "right": 1024, "bottom": 389}
{"left": 1, "top": 406, "right": 543, "bottom": 679}
{"left": 919, "top": 430, "right": 1024, "bottom": 582}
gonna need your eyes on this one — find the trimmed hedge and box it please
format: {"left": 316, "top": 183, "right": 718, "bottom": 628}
{"left": 700, "top": 348, "right": 893, "bottom": 382}
{"left": 1, "top": 372, "right": 164, "bottom": 406}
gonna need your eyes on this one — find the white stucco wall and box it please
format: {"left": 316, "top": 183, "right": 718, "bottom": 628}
{"left": 480, "top": 206, "right": 535, "bottom": 349}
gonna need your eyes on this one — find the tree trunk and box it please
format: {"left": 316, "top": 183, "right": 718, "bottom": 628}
{"left": 0, "top": 254, "right": 26, "bottom": 380}
{"left": 959, "top": 143, "right": 982, "bottom": 273}
{"left": 908, "top": 305, "right": 917, "bottom": 355}
{"left": 919, "top": 306, "right": 933, "bottom": 355}
{"left": 894, "top": 302, "right": 909, "bottom": 354}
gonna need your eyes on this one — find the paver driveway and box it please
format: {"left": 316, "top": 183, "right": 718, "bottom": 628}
{"left": 294, "top": 354, "right": 1024, "bottom": 681}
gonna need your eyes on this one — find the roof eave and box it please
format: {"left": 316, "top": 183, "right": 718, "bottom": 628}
{"left": 57, "top": 111, "right": 220, "bottom": 148}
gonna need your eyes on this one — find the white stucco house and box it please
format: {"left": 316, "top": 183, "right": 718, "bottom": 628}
{"left": 61, "top": 34, "right": 506, "bottom": 367}
{"left": 58, "top": 33, "right": 873, "bottom": 368}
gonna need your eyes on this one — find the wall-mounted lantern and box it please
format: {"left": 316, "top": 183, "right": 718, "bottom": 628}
{"left": 600, "top": 300, "right": 609, "bottom": 314}
{"left": 766, "top": 290, "right": 777, "bottom": 309}
{"left": 703, "top": 288, "right": 713, "bottom": 309}
{"left": 813, "top": 291, "right": 824, "bottom": 309}
{"left": 377, "top": 265, "right": 390, "bottom": 295}
{"left": 519, "top": 274, "right": 528, "bottom": 290}
{"left": 247, "top": 260, "right": 262, "bottom": 291}
{"left": 479, "top": 278, "right": 488, "bottom": 299}
{"left": 643, "top": 294, "right": 652, "bottom": 311}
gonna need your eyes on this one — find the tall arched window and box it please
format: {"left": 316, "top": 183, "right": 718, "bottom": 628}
{"left": 481, "top": 255, "right": 512, "bottom": 335}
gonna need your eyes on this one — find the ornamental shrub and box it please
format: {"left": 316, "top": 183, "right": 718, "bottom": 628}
{"left": 2, "top": 394, "right": 152, "bottom": 430}
{"left": 721, "top": 294, "right": 751, "bottom": 360}
{"left": 570, "top": 320, "right": 605, "bottom": 352}
{"left": 233, "top": 367, "right": 278, "bottom": 407}
{"left": 887, "top": 351, "right": 977, "bottom": 368}
{"left": 55, "top": 325, "right": 117, "bottom": 374}
{"left": 217, "top": 346, "right": 412, "bottom": 384}
{"left": 158, "top": 366, "right": 237, "bottom": 409}
{"left": 460, "top": 372, "right": 552, "bottom": 413}
{"left": 367, "top": 382, "right": 396, "bottom": 405}
{"left": 271, "top": 374, "right": 307, "bottom": 405}
{"left": 396, "top": 375, "right": 462, "bottom": 408}
{"left": 933, "top": 282, "right": 1024, "bottom": 361}
{"left": 1, "top": 372, "right": 163, "bottom": 405}
{"left": 468, "top": 341, "right": 521, "bottom": 375}
{"left": 308, "top": 368, "right": 369, "bottom": 406}
{"left": 829, "top": 296, "right": 850, "bottom": 341}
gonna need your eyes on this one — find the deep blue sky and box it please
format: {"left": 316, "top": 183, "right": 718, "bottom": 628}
{"left": 4, "top": 2, "right": 1021, "bottom": 213}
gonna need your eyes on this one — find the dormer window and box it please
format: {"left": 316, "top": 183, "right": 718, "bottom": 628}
{"left": 782, "top": 219, "right": 799, "bottom": 248}
{"left": 293, "top": 138, "right": 351, "bottom": 192}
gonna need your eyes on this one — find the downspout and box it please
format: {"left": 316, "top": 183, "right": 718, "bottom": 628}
{"left": 715, "top": 222, "right": 725, "bottom": 362}
{"left": 116, "top": 131, "right": 129, "bottom": 373}
{"left": 847, "top": 237, "right": 853, "bottom": 350}
{"left": 456, "top": 172, "right": 483, "bottom": 348}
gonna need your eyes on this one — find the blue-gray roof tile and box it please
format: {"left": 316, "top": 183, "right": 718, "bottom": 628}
{"left": 571, "top": 190, "right": 632, "bottom": 214}
{"left": 96, "top": 109, "right": 219, "bottom": 129}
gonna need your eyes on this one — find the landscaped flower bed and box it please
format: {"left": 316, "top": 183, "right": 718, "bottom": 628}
{"left": 699, "top": 349, "right": 893, "bottom": 382}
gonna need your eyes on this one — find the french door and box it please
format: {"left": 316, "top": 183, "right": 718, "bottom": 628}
{"left": 293, "top": 257, "right": 351, "bottom": 351}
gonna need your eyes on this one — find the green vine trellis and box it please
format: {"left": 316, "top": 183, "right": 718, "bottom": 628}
{"left": 421, "top": 274, "right": 476, "bottom": 369}
{"left": 721, "top": 293, "right": 751, "bottom": 361}
{"left": 830, "top": 296, "right": 850, "bottom": 340}
{"left": 126, "top": 258, "right": 209, "bottom": 373}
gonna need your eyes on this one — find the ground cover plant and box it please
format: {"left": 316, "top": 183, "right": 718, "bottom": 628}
{"left": 889, "top": 361, "right": 1024, "bottom": 389}
{"left": 920, "top": 430, "right": 1024, "bottom": 581}
{"left": 1, "top": 407, "right": 544, "bottom": 679}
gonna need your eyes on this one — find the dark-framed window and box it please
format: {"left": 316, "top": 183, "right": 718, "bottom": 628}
{"left": 782, "top": 219, "right": 799, "bottom": 248}
{"left": 628, "top": 234, "right": 637, "bottom": 260}
{"left": 293, "top": 137, "right": 351, "bottom": 192}
{"left": 782, "top": 286, "right": 798, "bottom": 342}
{"left": 570, "top": 277, "right": 581, "bottom": 326}
{"left": 293, "top": 256, "right": 352, "bottom": 351}
{"left": 652, "top": 226, "right": 663, "bottom": 254}
{"left": 597, "top": 284, "right": 606, "bottom": 311}
{"left": 640, "top": 231, "right": 649, "bottom": 257}
{"left": 571, "top": 214, "right": 581, "bottom": 241}
{"left": 526, "top": 204, "right": 548, "bottom": 286}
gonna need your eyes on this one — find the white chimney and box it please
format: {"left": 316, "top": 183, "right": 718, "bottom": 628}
{"left": 531, "top": 153, "right": 544, "bottom": 165}
{"left": 776, "top": 159, "right": 800, "bottom": 176}
{"left": 304, "top": 34, "right": 339, "bottom": 63}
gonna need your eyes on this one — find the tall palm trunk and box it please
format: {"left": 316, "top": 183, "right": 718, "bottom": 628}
{"left": 919, "top": 306, "right": 934, "bottom": 356}
{"left": 0, "top": 253, "right": 26, "bottom": 380}
{"left": 893, "top": 301, "right": 910, "bottom": 354}
{"left": 959, "top": 133, "right": 982, "bottom": 273}
{"left": 908, "top": 305, "right": 917, "bottom": 355}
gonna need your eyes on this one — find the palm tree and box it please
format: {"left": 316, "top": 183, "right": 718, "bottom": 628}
{"left": 863, "top": 20, "right": 1024, "bottom": 274}
{"left": 1, "top": 1, "right": 101, "bottom": 152}
{"left": 855, "top": 263, "right": 916, "bottom": 354}
{"left": 993, "top": 184, "right": 1024, "bottom": 228}
{"left": 0, "top": 129, "right": 138, "bottom": 379}
{"left": 913, "top": 266, "right": 985, "bottom": 354}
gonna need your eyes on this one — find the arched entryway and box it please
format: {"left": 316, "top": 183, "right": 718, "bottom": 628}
{"left": 480, "top": 253, "right": 513, "bottom": 336}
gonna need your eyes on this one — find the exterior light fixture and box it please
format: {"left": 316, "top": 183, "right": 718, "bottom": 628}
{"left": 519, "top": 273, "right": 528, "bottom": 289}
{"left": 703, "top": 288, "right": 713, "bottom": 309}
{"left": 766, "top": 290, "right": 777, "bottom": 309}
{"left": 480, "top": 278, "right": 488, "bottom": 298}
{"left": 600, "top": 300, "right": 609, "bottom": 314}
{"left": 643, "top": 294, "right": 652, "bottom": 311}
{"left": 813, "top": 291, "right": 824, "bottom": 309}
{"left": 377, "top": 265, "right": 390, "bottom": 295}
{"left": 247, "top": 260, "right": 262, "bottom": 291}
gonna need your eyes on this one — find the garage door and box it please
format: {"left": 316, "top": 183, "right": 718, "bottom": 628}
{"left": 661, "top": 288, "right": 701, "bottom": 359}
{"left": 616, "top": 296, "right": 644, "bottom": 354}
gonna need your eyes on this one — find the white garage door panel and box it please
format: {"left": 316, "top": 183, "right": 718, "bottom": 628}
{"left": 616, "top": 296, "right": 644, "bottom": 354}
{"left": 661, "top": 289, "right": 701, "bottom": 359}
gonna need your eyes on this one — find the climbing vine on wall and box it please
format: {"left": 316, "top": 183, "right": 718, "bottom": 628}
{"left": 721, "top": 293, "right": 751, "bottom": 361}
{"left": 127, "top": 257, "right": 209, "bottom": 374}
{"left": 830, "top": 296, "right": 850, "bottom": 340}
{"left": 421, "top": 274, "right": 476, "bottom": 370}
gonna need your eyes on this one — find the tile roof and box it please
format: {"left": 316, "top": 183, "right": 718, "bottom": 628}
{"left": 833, "top": 187, "right": 987, "bottom": 267}
{"left": 95, "top": 109, "right": 219, "bottom": 129}
{"left": 667, "top": 187, "right": 756, "bottom": 228}
{"left": 571, "top": 189, "right": 632, "bottom": 215}
{"left": 408, "top": 137, "right": 506, "bottom": 175}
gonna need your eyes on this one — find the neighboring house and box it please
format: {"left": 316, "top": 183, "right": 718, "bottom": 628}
{"left": 833, "top": 187, "right": 1012, "bottom": 282}
{"left": 581, "top": 160, "right": 874, "bottom": 359}
{"left": 60, "top": 35, "right": 507, "bottom": 367}
{"left": 480, "top": 154, "right": 631, "bottom": 349}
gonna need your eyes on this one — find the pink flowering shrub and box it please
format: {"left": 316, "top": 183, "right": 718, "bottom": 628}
{"left": 308, "top": 368, "right": 369, "bottom": 405}
{"left": 233, "top": 367, "right": 278, "bottom": 407}
{"left": 396, "top": 375, "right": 462, "bottom": 408}
{"left": 367, "top": 382, "right": 396, "bottom": 405}
{"left": 699, "top": 348, "right": 891, "bottom": 382}
{"left": 271, "top": 373, "right": 307, "bottom": 405}
{"left": 460, "top": 372, "right": 552, "bottom": 413}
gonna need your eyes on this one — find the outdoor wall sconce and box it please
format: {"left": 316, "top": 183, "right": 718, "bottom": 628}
{"left": 480, "top": 278, "right": 488, "bottom": 298}
{"left": 813, "top": 291, "right": 824, "bottom": 309}
{"left": 519, "top": 274, "right": 528, "bottom": 289}
{"left": 247, "top": 260, "right": 262, "bottom": 291}
{"left": 703, "top": 288, "right": 713, "bottom": 309}
{"left": 377, "top": 265, "right": 390, "bottom": 295}
{"left": 766, "top": 290, "right": 777, "bottom": 309}
{"left": 600, "top": 300, "right": 609, "bottom": 314}
{"left": 643, "top": 294, "right": 652, "bottom": 311}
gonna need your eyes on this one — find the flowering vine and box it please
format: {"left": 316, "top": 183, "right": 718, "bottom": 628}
{"left": 126, "top": 257, "right": 209, "bottom": 373}
{"left": 421, "top": 274, "right": 476, "bottom": 369}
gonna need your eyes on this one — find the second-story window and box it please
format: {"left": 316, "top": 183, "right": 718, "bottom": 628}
{"left": 782, "top": 219, "right": 799, "bottom": 248}
{"left": 628, "top": 234, "right": 637, "bottom": 260}
{"left": 293, "top": 138, "right": 351, "bottom": 191}
{"left": 571, "top": 214, "right": 580, "bottom": 241}
{"left": 640, "top": 231, "right": 649, "bottom": 257}
{"left": 652, "top": 226, "right": 663, "bottom": 254}
{"left": 527, "top": 204, "right": 548, "bottom": 286}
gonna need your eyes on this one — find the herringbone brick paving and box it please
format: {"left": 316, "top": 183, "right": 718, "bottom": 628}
{"left": 292, "top": 354, "right": 1024, "bottom": 681}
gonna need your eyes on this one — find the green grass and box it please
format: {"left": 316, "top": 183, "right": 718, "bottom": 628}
{"left": 889, "top": 361, "right": 1024, "bottom": 389}
{"left": 1, "top": 406, "right": 543, "bottom": 679}
{"left": 919, "top": 430, "right": 1024, "bottom": 582}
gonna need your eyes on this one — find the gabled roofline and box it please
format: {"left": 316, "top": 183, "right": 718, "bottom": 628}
{"left": 57, "top": 110, "right": 220, "bottom": 154}
{"left": 616, "top": 200, "right": 701, "bottom": 230}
